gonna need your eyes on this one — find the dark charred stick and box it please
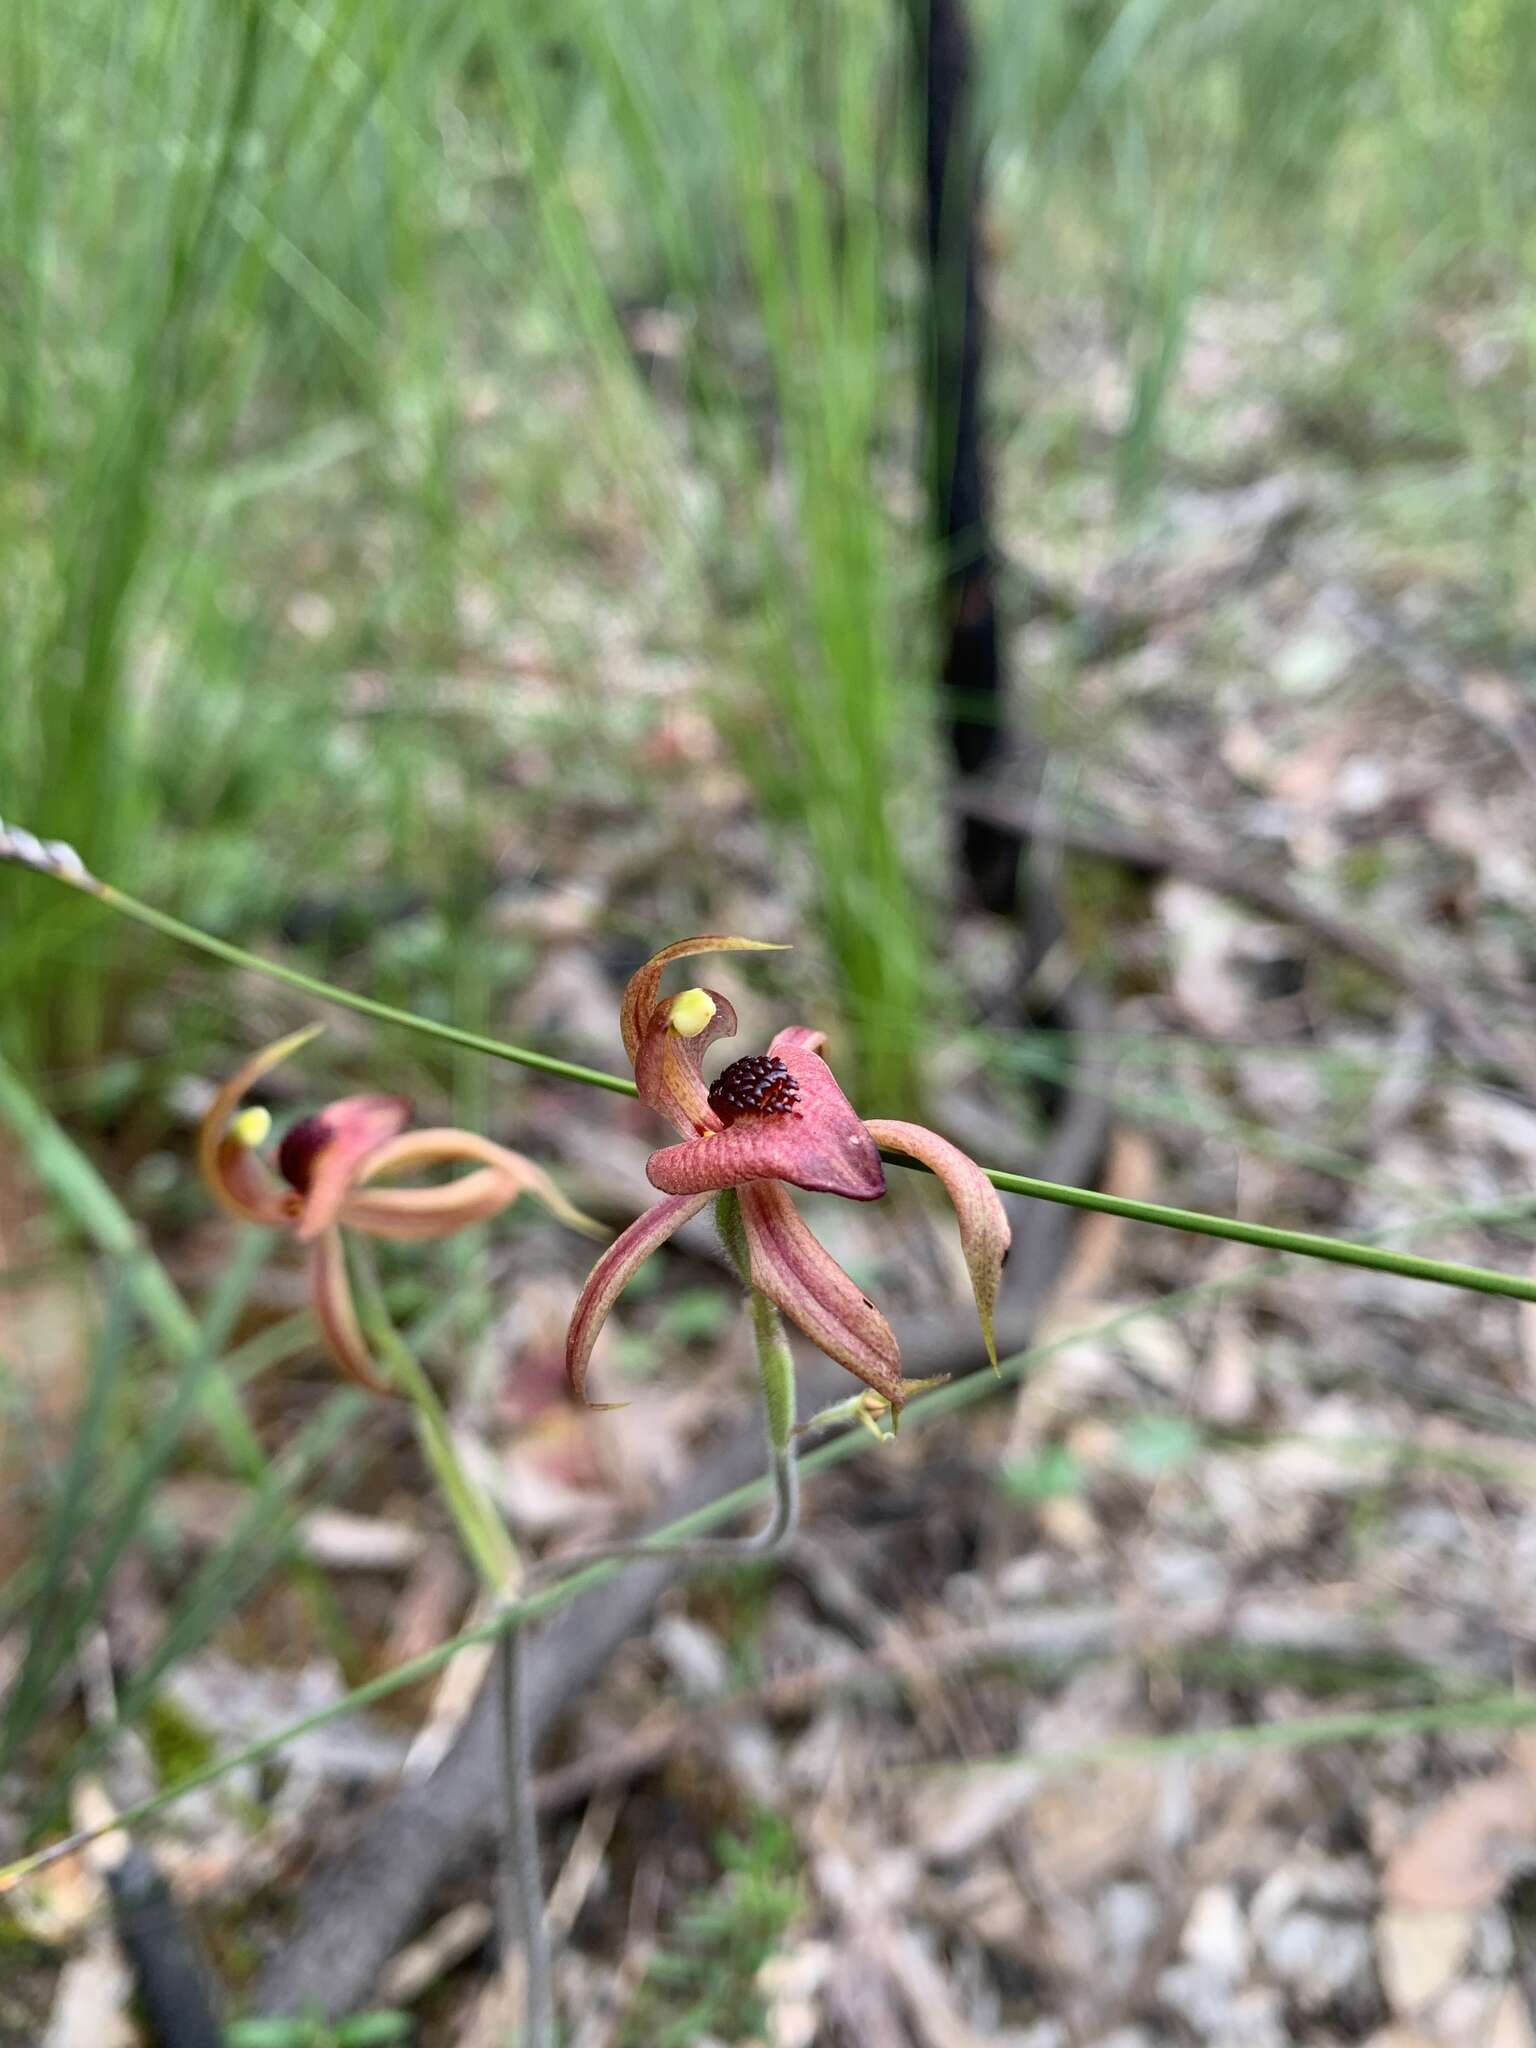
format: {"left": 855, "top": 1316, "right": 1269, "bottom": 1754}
{"left": 107, "top": 1843, "right": 226, "bottom": 2048}
{"left": 913, "top": 0, "right": 1039, "bottom": 920}
{"left": 957, "top": 786, "right": 1536, "bottom": 1101}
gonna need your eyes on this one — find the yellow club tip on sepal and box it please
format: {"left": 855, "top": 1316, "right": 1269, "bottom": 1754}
{"left": 668, "top": 987, "right": 717, "bottom": 1040}
{"left": 230, "top": 1106, "right": 272, "bottom": 1148}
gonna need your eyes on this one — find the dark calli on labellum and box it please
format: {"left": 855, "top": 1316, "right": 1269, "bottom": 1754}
{"left": 707, "top": 1054, "right": 802, "bottom": 1127}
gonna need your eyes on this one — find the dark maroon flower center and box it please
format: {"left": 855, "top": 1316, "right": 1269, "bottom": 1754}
{"left": 707, "top": 1053, "right": 802, "bottom": 1127}
{"left": 277, "top": 1111, "right": 333, "bottom": 1193}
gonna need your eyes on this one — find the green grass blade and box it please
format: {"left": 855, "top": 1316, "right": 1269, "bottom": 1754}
{"left": 0, "top": 1043, "right": 285, "bottom": 1478}
{"left": 0, "top": 1293, "right": 132, "bottom": 1766}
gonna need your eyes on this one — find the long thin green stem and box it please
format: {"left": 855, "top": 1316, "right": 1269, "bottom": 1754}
{"left": 8, "top": 851, "right": 1533, "bottom": 1311}
{"left": 955, "top": 1163, "right": 1536, "bottom": 1302}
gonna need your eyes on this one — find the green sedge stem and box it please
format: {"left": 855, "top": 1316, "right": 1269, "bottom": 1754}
{"left": 15, "top": 859, "right": 1536, "bottom": 1310}
{"left": 717, "top": 1185, "right": 797, "bottom": 1479}
{"left": 950, "top": 1165, "right": 1536, "bottom": 1304}
{"left": 383, "top": 1342, "right": 519, "bottom": 1593}
{"left": 93, "top": 878, "right": 635, "bottom": 1096}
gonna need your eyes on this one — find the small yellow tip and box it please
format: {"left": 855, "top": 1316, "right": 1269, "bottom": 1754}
{"left": 669, "top": 987, "right": 717, "bottom": 1039}
{"left": 230, "top": 1106, "right": 272, "bottom": 1149}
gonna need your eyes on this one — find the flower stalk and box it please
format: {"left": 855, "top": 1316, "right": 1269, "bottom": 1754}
{"left": 348, "top": 1245, "right": 520, "bottom": 1593}
{"left": 717, "top": 1188, "right": 795, "bottom": 1455}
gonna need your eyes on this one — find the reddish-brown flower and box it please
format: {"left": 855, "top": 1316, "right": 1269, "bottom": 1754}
{"left": 567, "top": 938, "right": 1011, "bottom": 1415}
{"left": 200, "top": 1027, "right": 601, "bottom": 1394}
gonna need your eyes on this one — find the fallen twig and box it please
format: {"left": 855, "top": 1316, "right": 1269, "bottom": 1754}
{"left": 1322, "top": 582, "right": 1536, "bottom": 795}
{"left": 1003, "top": 483, "right": 1309, "bottom": 663}
{"left": 527, "top": 1595, "right": 1513, "bottom": 1820}
{"left": 956, "top": 787, "right": 1536, "bottom": 1100}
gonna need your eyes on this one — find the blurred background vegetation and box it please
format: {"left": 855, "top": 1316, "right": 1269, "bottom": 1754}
{"left": 6, "top": 0, "right": 1535, "bottom": 1095}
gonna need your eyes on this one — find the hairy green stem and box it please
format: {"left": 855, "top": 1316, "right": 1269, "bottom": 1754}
{"left": 6, "top": 852, "right": 1536, "bottom": 1311}
{"left": 719, "top": 1186, "right": 796, "bottom": 1454}
{"left": 749, "top": 1288, "right": 796, "bottom": 1455}
{"left": 529, "top": 1192, "right": 801, "bottom": 1572}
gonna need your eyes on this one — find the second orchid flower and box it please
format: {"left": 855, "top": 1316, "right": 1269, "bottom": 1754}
{"left": 201, "top": 1026, "right": 602, "bottom": 1394}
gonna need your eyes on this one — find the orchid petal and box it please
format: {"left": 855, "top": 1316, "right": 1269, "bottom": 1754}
{"left": 620, "top": 935, "right": 787, "bottom": 1066}
{"left": 565, "top": 1191, "right": 712, "bottom": 1408}
{"left": 208, "top": 1140, "right": 297, "bottom": 1226}
{"left": 196, "top": 1025, "right": 322, "bottom": 1225}
{"left": 308, "top": 1226, "right": 395, "bottom": 1397}
{"left": 634, "top": 989, "right": 739, "bottom": 1138}
{"left": 864, "top": 1119, "right": 1012, "bottom": 1371}
{"left": 338, "top": 1167, "right": 532, "bottom": 1241}
{"left": 768, "top": 1024, "right": 829, "bottom": 1061}
{"left": 646, "top": 1029, "right": 885, "bottom": 1202}
{"left": 738, "top": 1181, "right": 937, "bottom": 1411}
{"left": 341, "top": 1129, "right": 605, "bottom": 1242}
{"left": 286, "top": 1094, "right": 413, "bottom": 1242}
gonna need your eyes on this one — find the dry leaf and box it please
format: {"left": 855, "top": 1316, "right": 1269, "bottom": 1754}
{"left": 1375, "top": 1905, "right": 1474, "bottom": 2014}
{"left": 1026, "top": 1762, "right": 1163, "bottom": 1892}
{"left": 1488, "top": 1985, "right": 1536, "bottom": 2048}
{"left": 1157, "top": 879, "right": 1255, "bottom": 1036}
{"left": 757, "top": 1941, "right": 835, "bottom": 2048}
{"left": 1383, "top": 1770, "right": 1536, "bottom": 1910}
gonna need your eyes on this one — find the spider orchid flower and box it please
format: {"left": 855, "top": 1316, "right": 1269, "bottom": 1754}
{"left": 567, "top": 938, "right": 1011, "bottom": 1417}
{"left": 200, "top": 1026, "right": 602, "bottom": 1396}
